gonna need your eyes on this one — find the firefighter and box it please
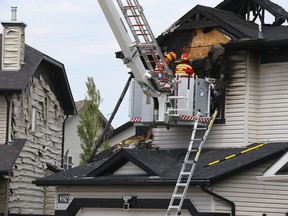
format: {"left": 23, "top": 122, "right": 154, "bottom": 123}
{"left": 155, "top": 51, "right": 177, "bottom": 79}
{"left": 175, "top": 53, "right": 194, "bottom": 77}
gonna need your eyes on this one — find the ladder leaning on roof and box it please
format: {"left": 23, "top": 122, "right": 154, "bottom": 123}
{"left": 166, "top": 109, "right": 219, "bottom": 216}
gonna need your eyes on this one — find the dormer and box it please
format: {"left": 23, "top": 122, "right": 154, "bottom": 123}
{"left": 1, "top": 7, "right": 26, "bottom": 71}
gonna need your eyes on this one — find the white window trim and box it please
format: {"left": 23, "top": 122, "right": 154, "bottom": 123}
{"left": 31, "top": 107, "right": 37, "bottom": 132}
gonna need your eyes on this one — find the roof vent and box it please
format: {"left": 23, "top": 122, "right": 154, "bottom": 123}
{"left": 11, "top": 6, "right": 17, "bottom": 21}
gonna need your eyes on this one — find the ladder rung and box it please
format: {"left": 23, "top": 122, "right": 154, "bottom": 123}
{"left": 127, "top": 15, "right": 140, "bottom": 17}
{"left": 173, "top": 194, "right": 183, "bottom": 198}
{"left": 136, "top": 43, "right": 155, "bottom": 47}
{"left": 184, "top": 160, "right": 195, "bottom": 164}
{"left": 122, "top": 6, "right": 137, "bottom": 9}
{"left": 187, "top": 149, "right": 198, "bottom": 153}
{"left": 176, "top": 183, "right": 186, "bottom": 187}
{"left": 168, "top": 205, "right": 179, "bottom": 209}
{"left": 195, "top": 127, "right": 207, "bottom": 130}
{"left": 191, "top": 138, "right": 202, "bottom": 141}
{"left": 180, "top": 172, "right": 190, "bottom": 176}
{"left": 131, "top": 24, "right": 145, "bottom": 26}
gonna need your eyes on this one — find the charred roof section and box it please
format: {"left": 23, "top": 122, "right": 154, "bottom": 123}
{"left": 216, "top": 0, "right": 288, "bottom": 25}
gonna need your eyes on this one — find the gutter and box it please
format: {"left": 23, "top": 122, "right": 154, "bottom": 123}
{"left": 201, "top": 185, "right": 235, "bottom": 216}
{"left": 224, "top": 38, "right": 288, "bottom": 50}
{"left": 4, "top": 94, "right": 10, "bottom": 145}
{"left": 61, "top": 115, "right": 69, "bottom": 168}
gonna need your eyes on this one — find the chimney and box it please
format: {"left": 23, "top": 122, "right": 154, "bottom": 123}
{"left": 1, "top": 6, "right": 27, "bottom": 71}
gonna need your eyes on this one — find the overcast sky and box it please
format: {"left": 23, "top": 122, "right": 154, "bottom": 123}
{"left": 0, "top": 0, "right": 287, "bottom": 128}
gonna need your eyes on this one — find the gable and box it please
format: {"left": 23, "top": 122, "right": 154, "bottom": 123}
{"left": 113, "top": 161, "right": 147, "bottom": 175}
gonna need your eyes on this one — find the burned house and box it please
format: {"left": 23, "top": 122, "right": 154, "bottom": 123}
{"left": 35, "top": 0, "right": 288, "bottom": 215}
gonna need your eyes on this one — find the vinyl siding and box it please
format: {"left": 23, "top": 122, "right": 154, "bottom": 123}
{"left": 56, "top": 186, "right": 211, "bottom": 213}
{"left": 8, "top": 75, "right": 64, "bottom": 215}
{"left": 213, "top": 162, "right": 288, "bottom": 216}
{"left": 64, "top": 115, "right": 82, "bottom": 167}
{"left": 258, "top": 62, "right": 288, "bottom": 141}
{"left": 247, "top": 52, "right": 260, "bottom": 143}
{"left": 108, "top": 126, "right": 135, "bottom": 147}
{"left": 153, "top": 51, "right": 249, "bottom": 149}
{"left": 0, "top": 96, "right": 7, "bottom": 143}
{"left": 44, "top": 170, "right": 56, "bottom": 215}
{"left": 0, "top": 179, "right": 8, "bottom": 215}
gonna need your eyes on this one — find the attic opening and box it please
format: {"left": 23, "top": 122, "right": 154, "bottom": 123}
{"left": 160, "top": 27, "right": 228, "bottom": 123}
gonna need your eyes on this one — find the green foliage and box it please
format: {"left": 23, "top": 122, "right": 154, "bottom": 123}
{"left": 77, "top": 77, "right": 103, "bottom": 165}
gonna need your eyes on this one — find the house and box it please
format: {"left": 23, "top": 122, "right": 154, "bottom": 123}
{"left": 0, "top": 8, "right": 76, "bottom": 216}
{"left": 63, "top": 100, "right": 113, "bottom": 169}
{"left": 34, "top": 0, "right": 288, "bottom": 215}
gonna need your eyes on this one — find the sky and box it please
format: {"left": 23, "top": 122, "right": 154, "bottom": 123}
{"left": 0, "top": 0, "right": 287, "bottom": 128}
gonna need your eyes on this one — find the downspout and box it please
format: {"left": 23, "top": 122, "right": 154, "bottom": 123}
{"left": 201, "top": 185, "right": 235, "bottom": 216}
{"left": 4, "top": 94, "right": 10, "bottom": 145}
{"left": 61, "top": 115, "right": 69, "bottom": 168}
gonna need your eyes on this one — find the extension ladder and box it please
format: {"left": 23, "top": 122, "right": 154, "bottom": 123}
{"left": 116, "top": 0, "right": 174, "bottom": 90}
{"left": 166, "top": 109, "right": 218, "bottom": 216}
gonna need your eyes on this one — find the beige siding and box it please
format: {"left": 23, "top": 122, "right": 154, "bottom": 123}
{"left": 64, "top": 115, "right": 82, "bottom": 167}
{"left": 258, "top": 62, "right": 288, "bottom": 141}
{"left": 0, "top": 179, "right": 8, "bottom": 215}
{"left": 213, "top": 162, "right": 288, "bottom": 216}
{"left": 0, "top": 96, "right": 7, "bottom": 143}
{"left": 247, "top": 52, "right": 260, "bottom": 143}
{"left": 56, "top": 186, "right": 211, "bottom": 213}
{"left": 44, "top": 170, "right": 56, "bottom": 215}
{"left": 108, "top": 126, "right": 135, "bottom": 147}
{"left": 153, "top": 51, "right": 249, "bottom": 149}
{"left": 8, "top": 75, "right": 64, "bottom": 215}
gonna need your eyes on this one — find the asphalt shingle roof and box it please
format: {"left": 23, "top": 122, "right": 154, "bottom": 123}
{"left": 0, "top": 35, "right": 76, "bottom": 115}
{"left": 34, "top": 142, "right": 288, "bottom": 186}
{"left": 0, "top": 139, "right": 25, "bottom": 175}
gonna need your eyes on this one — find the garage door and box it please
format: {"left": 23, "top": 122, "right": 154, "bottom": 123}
{"left": 76, "top": 208, "right": 190, "bottom": 216}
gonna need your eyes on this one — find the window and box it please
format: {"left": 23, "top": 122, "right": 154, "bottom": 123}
{"left": 31, "top": 107, "right": 37, "bottom": 132}
{"left": 63, "top": 155, "right": 73, "bottom": 171}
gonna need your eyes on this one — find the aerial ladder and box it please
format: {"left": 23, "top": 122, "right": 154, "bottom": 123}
{"left": 98, "top": 0, "right": 175, "bottom": 123}
{"left": 97, "top": 0, "right": 219, "bottom": 215}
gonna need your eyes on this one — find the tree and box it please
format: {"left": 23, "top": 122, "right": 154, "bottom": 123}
{"left": 77, "top": 77, "right": 102, "bottom": 164}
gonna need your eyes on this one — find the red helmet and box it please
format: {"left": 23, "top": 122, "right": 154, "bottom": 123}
{"left": 166, "top": 51, "right": 177, "bottom": 62}
{"left": 180, "top": 53, "right": 190, "bottom": 62}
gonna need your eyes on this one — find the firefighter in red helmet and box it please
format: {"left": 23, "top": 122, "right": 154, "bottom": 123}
{"left": 175, "top": 53, "right": 194, "bottom": 77}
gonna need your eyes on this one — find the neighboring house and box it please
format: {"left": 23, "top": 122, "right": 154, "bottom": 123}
{"left": 35, "top": 1, "right": 288, "bottom": 215}
{"left": 63, "top": 101, "right": 113, "bottom": 168}
{"left": 0, "top": 8, "right": 76, "bottom": 216}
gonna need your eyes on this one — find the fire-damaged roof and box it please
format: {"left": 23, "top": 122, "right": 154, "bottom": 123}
{"left": 157, "top": 3, "right": 288, "bottom": 48}
{"left": 216, "top": 0, "right": 288, "bottom": 25}
{"left": 34, "top": 142, "right": 288, "bottom": 186}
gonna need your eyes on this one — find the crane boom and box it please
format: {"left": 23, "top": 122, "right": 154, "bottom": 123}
{"left": 98, "top": 0, "right": 212, "bottom": 126}
{"left": 98, "top": 0, "right": 172, "bottom": 98}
